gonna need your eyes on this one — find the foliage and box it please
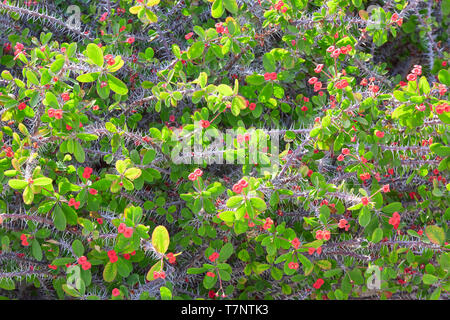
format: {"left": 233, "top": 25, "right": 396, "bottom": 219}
{"left": 0, "top": 0, "right": 448, "bottom": 300}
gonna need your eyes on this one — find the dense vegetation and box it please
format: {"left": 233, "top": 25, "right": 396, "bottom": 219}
{"left": 0, "top": 0, "right": 448, "bottom": 300}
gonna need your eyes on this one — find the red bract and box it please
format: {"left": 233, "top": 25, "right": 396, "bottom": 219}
{"left": 382, "top": 184, "right": 390, "bottom": 193}
{"left": 118, "top": 223, "right": 126, "bottom": 234}
{"left": 291, "top": 238, "right": 301, "bottom": 250}
{"left": 206, "top": 272, "right": 215, "bottom": 277}
{"left": 406, "top": 73, "right": 417, "bottom": 81}
{"left": 83, "top": 167, "right": 93, "bottom": 179}
{"left": 232, "top": 183, "right": 243, "bottom": 194}
{"left": 288, "top": 262, "right": 299, "bottom": 270}
{"left": 314, "top": 64, "right": 324, "bottom": 73}
{"left": 89, "top": 188, "right": 98, "bottom": 195}
{"left": 209, "top": 252, "right": 220, "bottom": 263}
{"left": 313, "top": 278, "right": 324, "bottom": 289}
{"left": 112, "top": 288, "right": 120, "bottom": 297}
{"left": 18, "top": 102, "right": 26, "bottom": 110}
{"left": 361, "top": 197, "right": 370, "bottom": 206}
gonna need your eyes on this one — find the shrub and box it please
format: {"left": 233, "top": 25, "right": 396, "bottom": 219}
{"left": 0, "top": 0, "right": 448, "bottom": 300}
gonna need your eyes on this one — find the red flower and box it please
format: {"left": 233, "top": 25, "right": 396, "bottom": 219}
{"left": 118, "top": 223, "right": 126, "bottom": 234}
{"left": 54, "top": 109, "right": 63, "bottom": 119}
{"left": 48, "top": 265, "right": 57, "bottom": 270}
{"left": 301, "top": 106, "right": 308, "bottom": 112}
{"left": 238, "top": 179, "right": 248, "bottom": 188}
{"left": 391, "top": 13, "right": 399, "bottom": 22}
{"left": 308, "top": 77, "right": 318, "bottom": 84}
{"left": 315, "top": 230, "right": 323, "bottom": 240}
{"left": 361, "top": 197, "right": 370, "bottom": 206}
{"left": 185, "top": 32, "right": 194, "bottom": 40}
{"left": 232, "top": 183, "right": 243, "bottom": 194}
{"left": 249, "top": 102, "right": 256, "bottom": 111}
{"left": 316, "top": 246, "right": 322, "bottom": 254}
{"left": 97, "top": 218, "right": 103, "bottom": 224}
{"left": 81, "top": 261, "right": 91, "bottom": 270}
{"left": 61, "top": 93, "right": 70, "bottom": 101}
{"left": 215, "top": 22, "right": 225, "bottom": 34}
{"left": 89, "top": 188, "right": 98, "bottom": 195}
{"left": 322, "top": 230, "right": 331, "bottom": 241}
{"left": 194, "top": 168, "right": 203, "bottom": 177}
{"left": 375, "top": 131, "right": 384, "bottom": 138}
{"left": 166, "top": 252, "right": 176, "bottom": 264}
{"left": 82, "top": 167, "right": 93, "bottom": 179}
{"left": 188, "top": 173, "right": 197, "bottom": 181}
{"left": 314, "top": 64, "right": 324, "bottom": 73}
{"left": 288, "top": 262, "right": 299, "bottom": 270}
{"left": 360, "top": 78, "right": 368, "bottom": 86}
{"left": 308, "top": 247, "right": 315, "bottom": 255}
{"left": 382, "top": 184, "right": 390, "bottom": 193}
{"left": 123, "top": 253, "right": 130, "bottom": 260}
{"left": 209, "top": 252, "right": 220, "bottom": 263}
{"left": 338, "top": 219, "right": 348, "bottom": 229}
{"left": 123, "top": 227, "right": 133, "bottom": 238}
{"left": 18, "top": 102, "right": 26, "bottom": 110}
{"left": 126, "top": 37, "right": 135, "bottom": 44}
{"left": 335, "top": 79, "right": 348, "bottom": 89}
{"left": 313, "top": 278, "right": 324, "bottom": 289}
{"left": 263, "top": 218, "right": 273, "bottom": 230}
{"left": 208, "top": 290, "right": 216, "bottom": 299}
{"left": 406, "top": 73, "right": 417, "bottom": 81}
{"left": 313, "top": 81, "right": 322, "bottom": 92}
{"left": 112, "top": 288, "right": 120, "bottom": 297}
{"left": 77, "top": 256, "right": 87, "bottom": 264}
{"left": 291, "top": 238, "right": 301, "bottom": 250}
{"left": 206, "top": 272, "right": 215, "bottom": 277}
{"left": 337, "top": 154, "right": 345, "bottom": 161}
{"left": 200, "top": 120, "right": 210, "bottom": 128}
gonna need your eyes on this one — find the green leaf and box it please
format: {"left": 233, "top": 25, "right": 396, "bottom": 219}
{"left": 211, "top": 0, "right": 224, "bottom": 18}
{"left": 226, "top": 196, "right": 243, "bottom": 208}
{"left": 124, "top": 168, "right": 142, "bottom": 180}
{"left": 188, "top": 41, "right": 205, "bottom": 60}
{"left": 231, "top": 95, "right": 245, "bottom": 116}
{"left": 31, "top": 239, "right": 43, "bottom": 261}
{"left": 223, "top": 0, "right": 238, "bottom": 13}
{"left": 107, "top": 74, "right": 128, "bottom": 95}
{"left": 86, "top": 43, "right": 104, "bottom": 67}
{"left": 76, "top": 72, "right": 99, "bottom": 83}
{"left": 72, "top": 240, "right": 84, "bottom": 257}
{"left": 358, "top": 208, "right": 371, "bottom": 227}
{"left": 103, "top": 261, "right": 117, "bottom": 282}
{"left": 8, "top": 179, "right": 28, "bottom": 189}
{"left": 382, "top": 202, "right": 402, "bottom": 214}
{"left": 50, "top": 58, "right": 65, "bottom": 73}
{"left": 425, "top": 225, "right": 445, "bottom": 245}
{"left": 258, "top": 83, "right": 273, "bottom": 102}
{"left": 33, "top": 177, "right": 53, "bottom": 186}
{"left": 423, "top": 274, "right": 438, "bottom": 285}
{"left": 53, "top": 205, "right": 67, "bottom": 231}
{"left": 146, "top": 260, "right": 163, "bottom": 281}
{"left": 250, "top": 197, "right": 267, "bottom": 211}
{"left": 438, "top": 69, "right": 450, "bottom": 86}
{"left": 22, "top": 186, "right": 34, "bottom": 205}
{"left": 218, "top": 211, "right": 235, "bottom": 222}
{"left": 219, "top": 243, "right": 234, "bottom": 261}
{"left": 73, "top": 140, "right": 85, "bottom": 163}
{"left": 160, "top": 286, "right": 172, "bottom": 300}
{"left": 217, "top": 84, "right": 233, "bottom": 96}
{"left": 371, "top": 228, "right": 383, "bottom": 243}
{"left": 152, "top": 226, "right": 170, "bottom": 254}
